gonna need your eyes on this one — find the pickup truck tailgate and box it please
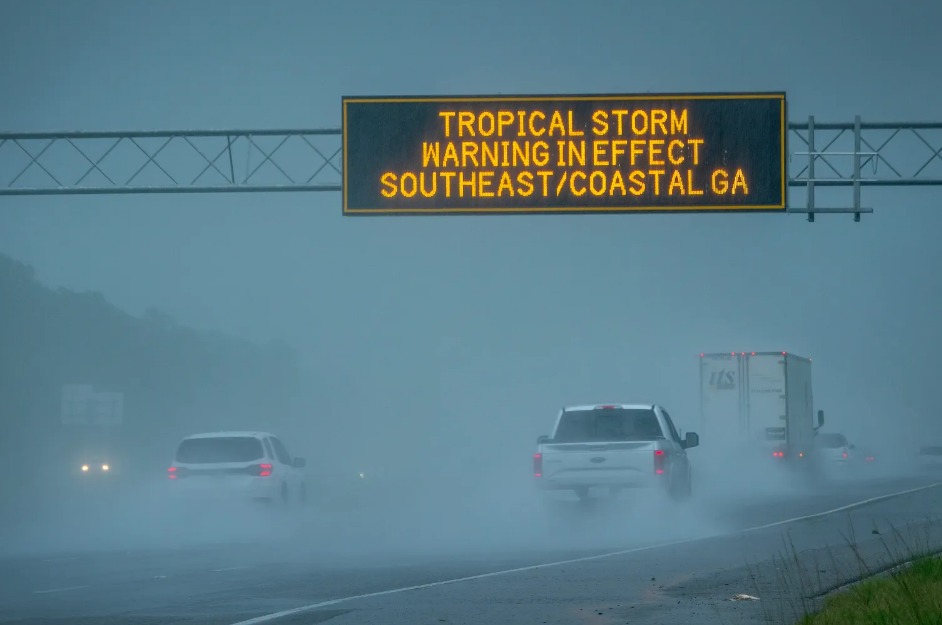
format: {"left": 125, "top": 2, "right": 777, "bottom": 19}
{"left": 540, "top": 441, "right": 657, "bottom": 486}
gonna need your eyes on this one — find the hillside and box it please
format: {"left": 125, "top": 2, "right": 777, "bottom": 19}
{"left": 0, "top": 254, "right": 302, "bottom": 492}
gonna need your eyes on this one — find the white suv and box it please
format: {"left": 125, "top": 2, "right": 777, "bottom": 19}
{"left": 167, "top": 431, "right": 307, "bottom": 505}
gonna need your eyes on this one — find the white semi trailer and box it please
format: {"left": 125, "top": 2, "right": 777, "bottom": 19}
{"left": 698, "top": 351, "right": 824, "bottom": 467}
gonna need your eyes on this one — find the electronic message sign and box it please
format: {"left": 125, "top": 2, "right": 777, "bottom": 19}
{"left": 342, "top": 93, "right": 786, "bottom": 215}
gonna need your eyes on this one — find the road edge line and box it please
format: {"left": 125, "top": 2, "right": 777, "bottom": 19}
{"left": 229, "top": 480, "right": 942, "bottom": 625}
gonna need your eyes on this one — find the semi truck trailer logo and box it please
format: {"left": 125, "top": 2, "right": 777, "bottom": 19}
{"left": 709, "top": 370, "right": 736, "bottom": 390}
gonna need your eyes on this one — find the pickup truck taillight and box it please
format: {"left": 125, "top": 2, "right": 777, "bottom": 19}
{"left": 533, "top": 453, "right": 542, "bottom": 477}
{"left": 654, "top": 449, "right": 665, "bottom": 475}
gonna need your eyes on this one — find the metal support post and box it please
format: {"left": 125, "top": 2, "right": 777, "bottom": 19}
{"left": 807, "top": 116, "right": 815, "bottom": 222}
{"left": 853, "top": 116, "right": 861, "bottom": 222}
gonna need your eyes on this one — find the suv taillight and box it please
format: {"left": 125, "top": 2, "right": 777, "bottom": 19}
{"left": 168, "top": 466, "right": 180, "bottom": 479}
{"left": 533, "top": 453, "right": 542, "bottom": 477}
{"left": 654, "top": 449, "right": 665, "bottom": 475}
{"left": 258, "top": 463, "right": 273, "bottom": 477}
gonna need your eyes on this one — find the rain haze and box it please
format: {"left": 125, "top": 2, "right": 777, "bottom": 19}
{"left": 1, "top": 1, "right": 942, "bottom": 622}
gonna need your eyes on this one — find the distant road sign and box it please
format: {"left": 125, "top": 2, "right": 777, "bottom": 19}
{"left": 61, "top": 385, "right": 124, "bottom": 426}
{"left": 342, "top": 92, "right": 786, "bottom": 215}
{"left": 61, "top": 384, "right": 93, "bottom": 425}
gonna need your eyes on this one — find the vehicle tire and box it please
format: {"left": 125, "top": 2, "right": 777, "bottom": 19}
{"left": 280, "top": 482, "right": 289, "bottom": 506}
{"left": 298, "top": 483, "right": 308, "bottom": 506}
{"left": 668, "top": 480, "right": 679, "bottom": 502}
{"left": 670, "top": 472, "right": 692, "bottom": 502}
{"left": 575, "top": 487, "right": 590, "bottom": 502}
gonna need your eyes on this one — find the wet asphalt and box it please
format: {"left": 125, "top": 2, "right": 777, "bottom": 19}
{"left": 2, "top": 469, "right": 942, "bottom": 625}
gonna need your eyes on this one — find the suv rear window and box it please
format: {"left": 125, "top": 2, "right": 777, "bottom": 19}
{"left": 815, "top": 433, "right": 848, "bottom": 448}
{"left": 554, "top": 407, "right": 664, "bottom": 443}
{"left": 175, "top": 437, "right": 264, "bottom": 463}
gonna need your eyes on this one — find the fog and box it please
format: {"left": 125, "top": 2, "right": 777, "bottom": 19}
{"left": 2, "top": 0, "right": 942, "bottom": 568}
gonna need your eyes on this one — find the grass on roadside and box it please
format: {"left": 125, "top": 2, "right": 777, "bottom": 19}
{"left": 737, "top": 513, "right": 942, "bottom": 625}
{"left": 798, "top": 554, "right": 942, "bottom": 625}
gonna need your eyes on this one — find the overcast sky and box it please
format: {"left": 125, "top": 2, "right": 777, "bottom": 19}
{"left": 1, "top": 0, "right": 941, "bottom": 458}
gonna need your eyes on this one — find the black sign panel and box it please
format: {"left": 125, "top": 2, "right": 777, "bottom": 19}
{"left": 342, "top": 93, "right": 786, "bottom": 215}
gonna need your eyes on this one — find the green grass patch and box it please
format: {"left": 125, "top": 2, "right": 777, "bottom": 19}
{"left": 799, "top": 555, "right": 942, "bottom": 625}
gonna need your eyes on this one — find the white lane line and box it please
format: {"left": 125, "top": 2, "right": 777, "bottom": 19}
{"left": 213, "top": 566, "right": 256, "bottom": 572}
{"left": 741, "top": 481, "right": 942, "bottom": 533}
{"left": 33, "top": 585, "right": 88, "bottom": 594}
{"left": 220, "top": 479, "right": 936, "bottom": 625}
{"left": 228, "top": 537, "right": 698, "bottom": 625}
{"left": 41, "top": 557, "right": 81, "bottom": 563}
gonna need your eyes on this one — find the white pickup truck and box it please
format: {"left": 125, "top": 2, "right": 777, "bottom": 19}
{"left": 533, "top": 404, "right": 699, "bottom": 501}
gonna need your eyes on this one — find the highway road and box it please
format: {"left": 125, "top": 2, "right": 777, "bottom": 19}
{"left": 2, "top": 471, "right": 942, "bottom": 625}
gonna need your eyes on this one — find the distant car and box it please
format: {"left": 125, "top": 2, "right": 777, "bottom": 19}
{"left": 917, "top": 446, "right": 942, "bottom": 471}
{"left": 813, "top": 432, "right": 878, "bottom": 474}
{"left": 77, "top": 456, "right": 114, "bottom": 478}
{"left": 813, "top": 432, "right": 853, "bottom": 469}
{"left": 854, "top": 444, "right": 878, "bottom": 465}
{"left": 167, "top": 431, "right": 307, "bottom": 505}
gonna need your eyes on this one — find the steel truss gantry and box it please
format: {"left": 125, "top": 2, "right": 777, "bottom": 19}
{"left": 2, "top": 117, "right": 941, "bottom": 221}
{"left": 789, "top": 117, "right": 942, "bottom": 221}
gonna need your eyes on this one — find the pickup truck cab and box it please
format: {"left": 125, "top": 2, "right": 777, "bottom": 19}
{"left": 533, "top": 404, "right": 699, "bottom": 501}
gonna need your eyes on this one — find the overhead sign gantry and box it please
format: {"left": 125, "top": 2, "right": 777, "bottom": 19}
{"left": 2, "top": 91, "right": 942, "bottom": 221}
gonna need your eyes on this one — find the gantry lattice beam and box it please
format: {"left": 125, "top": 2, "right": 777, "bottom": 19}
{"left": 788, "top": 117, "right": 942, "bottom": 221}
{"left": 0, "top": 129, "right": 342, "bottom": 195}
{"left": 2, "top": 118, "right": 941, "bottom": 220}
